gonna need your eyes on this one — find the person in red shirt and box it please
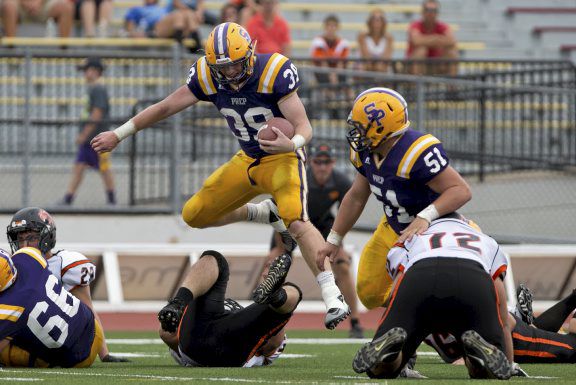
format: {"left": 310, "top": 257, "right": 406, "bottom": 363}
{"left": 246, "top": 0, "right": 291, "bottom": 56}
{"left": 406, "top": 0, "right": 458, "bottom": 75}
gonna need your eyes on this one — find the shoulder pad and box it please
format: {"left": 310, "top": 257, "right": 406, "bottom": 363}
{"left": 396, "top": 134, "right": 441, "bottom": 178}
{"left": 257, "top": 53, "right": 290, "bottom": 94}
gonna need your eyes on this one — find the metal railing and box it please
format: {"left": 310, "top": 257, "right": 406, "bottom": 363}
{"left": 1, "top": 46, "right": 575, "bottom": 242}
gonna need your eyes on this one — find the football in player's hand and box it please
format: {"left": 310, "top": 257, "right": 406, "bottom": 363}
{"left": 257, "top": 117, "right": 295, "bottom": 140}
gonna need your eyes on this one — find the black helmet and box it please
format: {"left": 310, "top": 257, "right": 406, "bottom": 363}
{"left": 7, "top": 207, "right": 56, "bottom": 254}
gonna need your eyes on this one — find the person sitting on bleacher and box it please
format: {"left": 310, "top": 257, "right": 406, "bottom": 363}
{"left": 357, "top": 9, "right": 394, "bottom": 73}
{"left": 76, "top": 0, "right": 113, "bottom": 37}
{"left": 406, "top": 0, "right": 458, "bottom": 76}
{"left": 246, "top": 0, "right": 291, "bottom": 56}
{"left": 0, "top": 0, "right": 74, "bottom": 38}
{"left": 165, "top": 0, "right": 218, "bottom": 27}
{"left": 124, "top": 0, "right": 199, "bottom": 43}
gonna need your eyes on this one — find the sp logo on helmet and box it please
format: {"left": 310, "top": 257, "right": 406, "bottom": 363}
{"left": 238, "top": 27, "right": 251, "bottom": 42}
{"left": 363, "top": 102, "right": 385, "bottom": 127}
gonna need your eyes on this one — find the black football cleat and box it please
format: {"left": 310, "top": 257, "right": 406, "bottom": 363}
{"left": 352, "top": 327, "right": 407, "bottom": 374}
{"left": 462, "top": 330, "right": 512, "bottom": 380}
{"left": 516, "top": 284, "right": 534, "bottom": 325}
{"left": 158, "top": 297, "right": 186, "bottom": 333}
{"left": 252, "top": 253, "right": 292, "bottom": 304}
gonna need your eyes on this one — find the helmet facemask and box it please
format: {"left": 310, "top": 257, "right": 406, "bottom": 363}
{"left": 346, "top": 116, "right": 373, "bottom": 152}
{"left": 208, "top": 50, "right": 254, "bottom": 85}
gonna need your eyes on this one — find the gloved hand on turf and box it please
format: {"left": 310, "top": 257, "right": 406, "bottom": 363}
{"left": 101, "top": 354, "right": 131, "bottom": 362}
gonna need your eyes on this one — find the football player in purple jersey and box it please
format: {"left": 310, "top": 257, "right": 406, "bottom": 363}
{"left": 319, "top": 87, "right": 473, "bottom": 310}
{"left": 5, "top": 207, "right": 128, "bottom": 363}
{"left": 91, "top": 22, "right": 350, "bottom": 330}
{"left": 0, "top": 247, "right": 102, "bottom": 367}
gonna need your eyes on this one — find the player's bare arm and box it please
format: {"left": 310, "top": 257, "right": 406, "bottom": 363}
{"left": 495, "top": 276, "right": 514, "bottom": 362}
{"left": 0, "top": 338, "right": 9, "bottom": 354}
{"left": 398, "top": 166, "right": 471, "bottom": 242}
{"left": 91, "top": 85, "right": 199, "bottom": 153}
{"left": 318, "top": 174, "right": 371, "bottom": 269}
{"left": 258, "top": 92, "right": 312, "bottom": 154}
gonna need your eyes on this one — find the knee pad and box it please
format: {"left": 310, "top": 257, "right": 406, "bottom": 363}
{"left": 200, "top": 250, "right": 229, "bottom": 281}
{"left": 282, "top": 282, "right": 303, "bottom": 304}
{"left": 288, "top": 220, "right": 315, "bottom": 241}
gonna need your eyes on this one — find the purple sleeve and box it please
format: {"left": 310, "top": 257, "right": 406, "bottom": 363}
{"left": 409, "top": 142, "right": 450, "bottom": 183}
{"left": 185, "top": 61, "right": 210, "bottom": 101}
{"left": 272, "top": 58, "right": 302, "bottom": 100}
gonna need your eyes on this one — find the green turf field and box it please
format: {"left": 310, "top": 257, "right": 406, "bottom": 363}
{"left": 1, "top": 330, "right": 573, "bottom": 384}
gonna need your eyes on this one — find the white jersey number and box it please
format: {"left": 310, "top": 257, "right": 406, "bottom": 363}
{"left": 371, "top": 185, "right": 414, "bottom": 224}
{"left": 220, "top": 107, "right": 273, "bottom": 142}
{"left": 27, "top": 275, "right": 81, "bottom": 348}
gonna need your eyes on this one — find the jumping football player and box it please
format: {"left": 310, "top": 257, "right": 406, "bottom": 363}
{"left": 91, "top": 22, "right": 349, "bottom": 329}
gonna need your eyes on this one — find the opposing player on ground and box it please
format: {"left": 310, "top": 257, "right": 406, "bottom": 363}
{"left": 428, "top": 285, "right": 576, "bottom": 366}
{"left": 91, "top": 22, "right": 349, "bottom": 329}
{"left": 319, "top": 87, "right": 472, "bottom": 310}
{"left": 159, "top": 250, "right": 300, "bottom": 367}
{"left": 6, "top": 207, "right": 127, "bottom": 362}
{"left": 0, "top": 247, "right": 102, "bottom": 367}
{"left": 352, "top": 216, "right": 512, "bottom": 379}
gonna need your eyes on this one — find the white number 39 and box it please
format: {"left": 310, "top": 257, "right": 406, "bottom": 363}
{"left": 424, "top": 147, "right": 448, "bottom": 173}
{"left": 283, "top": 63, "right": 299, "bottom": 90}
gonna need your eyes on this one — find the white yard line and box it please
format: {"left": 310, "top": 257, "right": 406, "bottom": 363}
{"left": 0, "top": 370, "right": 322, "bottom": 384}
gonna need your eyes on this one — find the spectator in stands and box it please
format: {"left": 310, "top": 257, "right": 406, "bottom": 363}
{"left": 406, "top": 0, "right": 458, "bottom": 76}
{"left": 246, "top": 0, "right": 291, "bottom": 56}
{"left": 165, "top": 0, "right": 218, "bottom": 27}
{"left": 220, "top": 3, "right": 239, "bottom": 23}
{"left": 357, "top": 9, "right": 394, "bottom": 73}
{"left": 77, "top": 0, "right": 113, "bottom": 37}
{"left": 0, "top": 0, "right": 74, "bottom": 38}
{"left": 61, "top": 57, "right": 116, "bottom": 207}
{"left": 310, "top": 14, "right": 351, "bottom": 118}
{"left": 310, "top": 14, "right": 350, "bottom": 85}
{"left": 124, "top": 0, "right": 199, "bottom": 43}
{"left": 228, "top": 0, "right": 258, "bottom": 26}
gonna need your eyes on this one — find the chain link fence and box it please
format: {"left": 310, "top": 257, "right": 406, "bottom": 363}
{"left": 0, "top": 46, "right": 575, "bottom": 242}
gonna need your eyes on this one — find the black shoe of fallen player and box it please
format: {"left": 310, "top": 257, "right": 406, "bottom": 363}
{"left": 252, "top": 253, "right": 292, "bottom": 304}
{"left": 352, "top": 327, "right": 407, "bottom": 374}
{"left": 462, "top": 330, "right": 512, "bottom": 380}
{"left": 158, "top": 297, "right": 186, "bottom": 333}
{"left": 516, "top": 283, "right": 534, "bottom": 325}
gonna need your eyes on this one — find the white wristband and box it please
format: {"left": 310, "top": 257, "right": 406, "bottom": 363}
{"left": 416, "top": 204, "right": 440, "bottom": 224}
{"left": 113, "top": 119, "right": 137, "bottom": 142}
{"left": 326, "top": 229, "right": 343, "bottom": 247}
{"left": 291, "top": 134, "right": 306, "bottom": 151}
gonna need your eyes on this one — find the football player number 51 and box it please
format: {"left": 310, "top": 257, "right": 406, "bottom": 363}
{"left": 27, "top": 275, "right": 80, "bottom": 348}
